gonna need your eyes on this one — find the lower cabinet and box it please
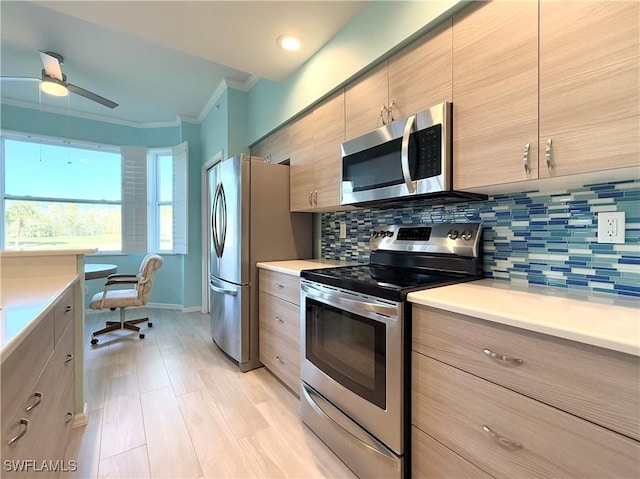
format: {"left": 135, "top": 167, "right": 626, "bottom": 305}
{"left": 1, "top": 286, "right": 76, "bottom": 478}
{"left": 411, "top": 305, "right": 640, "bottom": 478}
{"left": 258, "top": 269, "right": 301, "bottom": 394}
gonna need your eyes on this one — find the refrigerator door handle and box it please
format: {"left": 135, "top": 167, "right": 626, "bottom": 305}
{"left": 219, "top": 183, "right": 227, "bottom": 257}
{"left": 212, "top": 183, "right": 224, "bottom": 258}
{"left": 209, "top": 281, "right": 238, "bottom": 296}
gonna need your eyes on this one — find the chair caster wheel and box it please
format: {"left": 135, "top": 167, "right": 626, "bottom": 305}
{"left": 110, "top": 308, "right": 116, "bottom": 311}
{"left": 91, "top": 338, "right": 98, "bottom": 345}
{"left": 148, "top": 322, "right": 153, "bottom": 328}
{"left": 139, "top": 333, "right": 145, "bottom": 339}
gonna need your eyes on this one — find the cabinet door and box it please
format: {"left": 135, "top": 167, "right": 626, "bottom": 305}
{"left": 389, "top": 19, "right": 453, "bottom": 120}
{"left": 539, "top": 1, "right": 639, "bottom": 178}
{"left": 345, "top": 63, "right": 388, "bottom": 140}
{"left": 268, "top": 126, "right": 290, "bottom": 164}
{"left": 313, "top": 91, "right": 344, "bottom": 209}
{"left": 452, "top": 1, "right": 539, "bottom": 190}
{"left": 289, "top": 112, "right": 315, "bottom": 212}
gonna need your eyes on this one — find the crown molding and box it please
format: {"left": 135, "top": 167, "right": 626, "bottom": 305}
{"left": 197, "top": 75, "right": 259, "bottom": 123}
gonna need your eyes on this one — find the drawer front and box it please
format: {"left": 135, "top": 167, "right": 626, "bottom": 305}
{"left": 412, "top": 352, "right": 640, "bottom": 479}
{"left": 259, "top": 291, "right": 300, "bottom": 347}
{"left": 260, "top": 329, "right": 300, "bottom": 394}
{"left": 413, "top": 306, "right": 640, "bottom": 440}
{"left": 258, "top": 269, "right": 300, "bottom": 305}
{"left": 412, "top": 426, "right": 492, "bottom": 479}
{"left": 1, "top": 311, "right": 55, "bottom": 436}
{"left": 54, "top": 287, "right": 75, "bottom": 346}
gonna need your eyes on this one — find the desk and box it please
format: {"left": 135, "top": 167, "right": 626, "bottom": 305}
{"left": 84, "top": 263, "right": 117, "bottom": 280}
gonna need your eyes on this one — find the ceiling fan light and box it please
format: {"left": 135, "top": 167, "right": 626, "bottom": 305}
{"left": 277, "top": 34, "right": 301, "bottom": 51}
{"left": 41, "top": 77, "right": 68, "bottom": 97}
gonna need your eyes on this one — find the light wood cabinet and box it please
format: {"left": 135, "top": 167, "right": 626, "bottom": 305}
{"left": 345, "top": 20, "right": 453, "bottom": 142}
{"left": 452, "top": 1, "right": 539, "bottom": 190}
{"left": 538, "top": 1, "right": 639, "bottom": 178}
{"left": 258, "top": 268, "right": 301, "bottom": 394}
{"left": 290, "top": 92, "right": 344, "bottom": 212}
{"left": 1, "top": 286, "right": 76, "bottom": 478}
{"left": 250, "top": 125, "right": 290, "bottom": 164}
{"left": 411, "top": 305, "right": 640, "bottom": 478}
{"left": 453, "top": 0, "right": 639, "bottom": 190}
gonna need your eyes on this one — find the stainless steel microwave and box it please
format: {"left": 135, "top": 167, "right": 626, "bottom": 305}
{"left": 341, "top": 102, "right": 452, "bottom": 206}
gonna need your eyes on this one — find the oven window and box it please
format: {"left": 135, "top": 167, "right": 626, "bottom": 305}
{"left": 305, "top": 299, "right": 386, "bottom": 409}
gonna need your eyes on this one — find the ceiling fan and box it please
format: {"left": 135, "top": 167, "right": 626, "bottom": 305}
{"left": 1, "top": 51, "right": 118, "bottom": 109}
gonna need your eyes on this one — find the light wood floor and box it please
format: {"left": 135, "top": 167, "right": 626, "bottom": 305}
{"left": 64, "top": 308, "right": 355, "bottom": 479}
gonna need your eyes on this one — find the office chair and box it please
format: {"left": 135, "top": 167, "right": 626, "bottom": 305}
{"left": 89, "top": 253, "right": 163, "bottom": 345}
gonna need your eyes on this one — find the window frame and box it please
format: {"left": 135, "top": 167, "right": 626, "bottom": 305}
{"left": 147, "top": 148, "right": 173, "bottom": 253}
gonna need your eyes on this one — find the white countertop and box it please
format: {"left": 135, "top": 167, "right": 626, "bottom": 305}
{"left": 408, "top": 279, "right": 640, "bottom": 356}
{"left": 0, "top": 274, "right": 78, "bottom": 361}
{"left": 256, "top": 259, "right": 350, "bottom": 276}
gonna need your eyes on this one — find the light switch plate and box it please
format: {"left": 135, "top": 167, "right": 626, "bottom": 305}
{"left": 597, "top": 211, "right": 625, "bottom": 244}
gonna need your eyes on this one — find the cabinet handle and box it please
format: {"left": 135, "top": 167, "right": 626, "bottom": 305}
{"left": 545, "top": 138, "right": 553, "bottom": 169}
{"left": 64, "top": 305, "right": 73, "bottom": 313}
{"left": 275, "top": 282, "right": 284, "bottom": 289}
{"left": 522, "top": 143, "right": 530, "bottom": 173}
{"left": 380, "top": 105, "right": 388, "bottom": 125}
{"left": 483, "top": 348, "right": 524, "bottom": 366}
{"left": 274, "top": 316, "right": 285, "bottom": 323}
{"left": 66, "top": 412, "right": 74, "bottom": 423}
{"left": 388, "top": 101, "right": 395, "bottom": 122}
{"left": 276, "top": 355, "right": 285, "bottom": 364}
{"left": 65, "top": 353, "right": 74, "bottom": 363}
{"left": 7, "top": 419, "right": 29, "bottom": 445}
{"left": 308, "top": 191, "right": 313, "bottom": 206}
{"left": 25, "top": 392, "right": 43, "bottom": 412}
{"left": 313, "top": 190, "right": 318, "bottom": 205}
{"left": 482, "top": 425, "right": 523, "bottom": 451}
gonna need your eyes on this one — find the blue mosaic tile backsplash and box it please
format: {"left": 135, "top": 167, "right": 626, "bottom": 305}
{"left": 321, "top": 179, "right": 640, "bottom": 298}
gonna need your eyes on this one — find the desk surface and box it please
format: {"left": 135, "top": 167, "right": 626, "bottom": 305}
{"left": 85, "top": 263, "right": 117, "bottom": 280}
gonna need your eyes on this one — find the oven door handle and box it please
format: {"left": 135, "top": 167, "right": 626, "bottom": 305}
{"left": 302, "top": 383, "right": 399, "bottom": 462}
{"left": 400, "top": 113, "right": 417, "bottom": 194}
{"left": 301, "top": 282, "right": 398, "bottom": 318}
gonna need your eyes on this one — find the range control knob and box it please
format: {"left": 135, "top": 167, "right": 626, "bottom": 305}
{"left": 447, "top": 230, "right": 459, "bottom": 240}
{"left": 461, "top": 230, "right": 474, "bottom": 241}
{"left": 387, "top": 231, "right": 394, "bottom": 238}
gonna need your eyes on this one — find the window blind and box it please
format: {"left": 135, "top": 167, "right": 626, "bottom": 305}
{"left": 121, "top": 146, "right": 148, "bottom": 253}
{"left": 172, "top": 141, "right": 188, "bottom": 254}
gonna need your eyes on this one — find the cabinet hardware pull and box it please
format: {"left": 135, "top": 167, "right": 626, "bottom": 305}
{"left": 66, "top": 412, "right": 74, "bottom": 423}
{"left": 483, "top": 348, "right": 523, "bottom": 366}
{"left": 545, "top": 138, "right": 553, "bottom": 169}
{"left": 8, "top": 419, "right": 29, "bottom": 445}
{"left": 522, "top": 143, "right": 530, "bottom": 173}
{"left": 308, "top": 191, "right": 313, "bottom": 205}
{"left": 25, "top": 392, "right": 43, "bottom": 412}
{"left": 482, "top": 425, "right": 522, "bottom": 451}
{"left": 388, "top": 101, "right": 395, "bottom": 122}
{"left": 65, "top": 353, "right": 74, "bottom": 363}
{"left": 64, "top": 305, "right": 73, "bottom": 312}
{"left": 274, "top": 316, "right": 285, "bottom": 323}
{"left": 275, "top": 282, "right": 284, "bottom": 289}
{"left": 276, "top": 355, "right": 285, "bottom": 364}
{"left": 380, "top": 105, "right": 388, "bottom": 125}
{"left": 313, "top": 190, "right": 318, "bottom": 205}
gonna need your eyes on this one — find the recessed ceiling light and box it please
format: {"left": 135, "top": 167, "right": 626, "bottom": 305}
{"left": 277, "top": 34, "right": 301, "bottom": 51}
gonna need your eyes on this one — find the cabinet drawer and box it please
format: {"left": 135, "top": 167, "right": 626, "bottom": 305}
{"left": 413, "top": 306, "right": 640, "bottom": 440}
{"left": 258, "top": 269, "right": 300, "bottom": 305}
{"left": 259, "top": 291, "right": 300, "bottom": 347}
{"left": 412, "top": 426, "right": 492, "bottom": 479}
{"left": 1, "top": 311, "right": 54, "bottom": 436}
{"left": 260, "top": 329, "right": 300, "bottom": 394}
{"left": 54, "top": 287, "right": 75, "bottom": 346}
{"left": 412, "top": 352, "right": 640, "bottom": 478}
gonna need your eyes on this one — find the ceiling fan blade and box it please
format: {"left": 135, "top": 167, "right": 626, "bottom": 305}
{"left": 67, "top": 83, "right": 118, "bottom": 109}
{"left": 39, "top": 51, "right": 64, "bottom": 81}
{"left": 0, "top": 76, "right": 41, "bottom": 82}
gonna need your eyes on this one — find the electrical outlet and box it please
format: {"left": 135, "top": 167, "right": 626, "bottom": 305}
{"left": 339, "top": 221, "right": 347, "bottom": 239}
{"left": 597, "top": 211, "right": 625, "bottom": 244}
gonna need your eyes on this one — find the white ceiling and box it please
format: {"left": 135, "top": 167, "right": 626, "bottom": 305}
{"left": 0, "top": 1, "right": 368, "bottom": 125}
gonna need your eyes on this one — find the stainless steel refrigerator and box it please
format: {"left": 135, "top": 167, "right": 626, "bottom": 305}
{"left": 208, "top": 154, "right": 311, "bottom": 372}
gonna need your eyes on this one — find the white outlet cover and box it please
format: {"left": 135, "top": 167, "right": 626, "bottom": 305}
{"left": 597, "top": 211, "right": 625, "bottom": 244}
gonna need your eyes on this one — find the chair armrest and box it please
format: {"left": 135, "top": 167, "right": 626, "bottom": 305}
{"left": 107, "top": 273, "right": 137, "bottom": 279}
{"left": 105, "top": 278, "right": 139, "bottom": 286}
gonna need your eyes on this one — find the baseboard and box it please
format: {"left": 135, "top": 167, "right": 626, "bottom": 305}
{"left": 85, "top": 303, "right": 203, "bottom": 314}
{"left": 72, "top": 403, "right": 88, "bottom": 428}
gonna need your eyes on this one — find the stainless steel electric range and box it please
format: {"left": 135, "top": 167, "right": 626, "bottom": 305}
{"left": 299, "top": 222, "right": 483, "bottom": 478}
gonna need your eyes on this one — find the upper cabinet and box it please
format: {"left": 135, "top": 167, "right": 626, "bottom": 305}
{"left": 345, "top": 20, "right": 454, "bottom": 142}
{"left": 452, "top": 1, "right": 539, "bottom": 190}
{"left": 453, "top": 0, "right": 639, "bottom": 190}
{"left": 290, "top": 92, "right": 345, "bottom": 212}
{"left": 538, "top": 1, "right": 639, "bottom": 178}
{"left": 250, "top": 125, "right": 290, "bottom": 164}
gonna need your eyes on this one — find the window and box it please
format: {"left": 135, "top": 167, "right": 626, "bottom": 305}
{"left": 1, "top": 132, "right": 188, "bottom": 254}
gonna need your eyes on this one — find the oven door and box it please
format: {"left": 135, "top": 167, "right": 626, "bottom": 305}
{"left": 300, "top": 280, "right": 404, "bottom": 454}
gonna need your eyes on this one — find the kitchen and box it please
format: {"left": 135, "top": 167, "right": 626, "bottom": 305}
{"left": 1, "top": 1, "right": 639, "bottom": 478}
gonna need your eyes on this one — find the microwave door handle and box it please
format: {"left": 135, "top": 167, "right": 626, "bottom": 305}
{"left": 400, "top": 114, "right": 417, "bottom": 193}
